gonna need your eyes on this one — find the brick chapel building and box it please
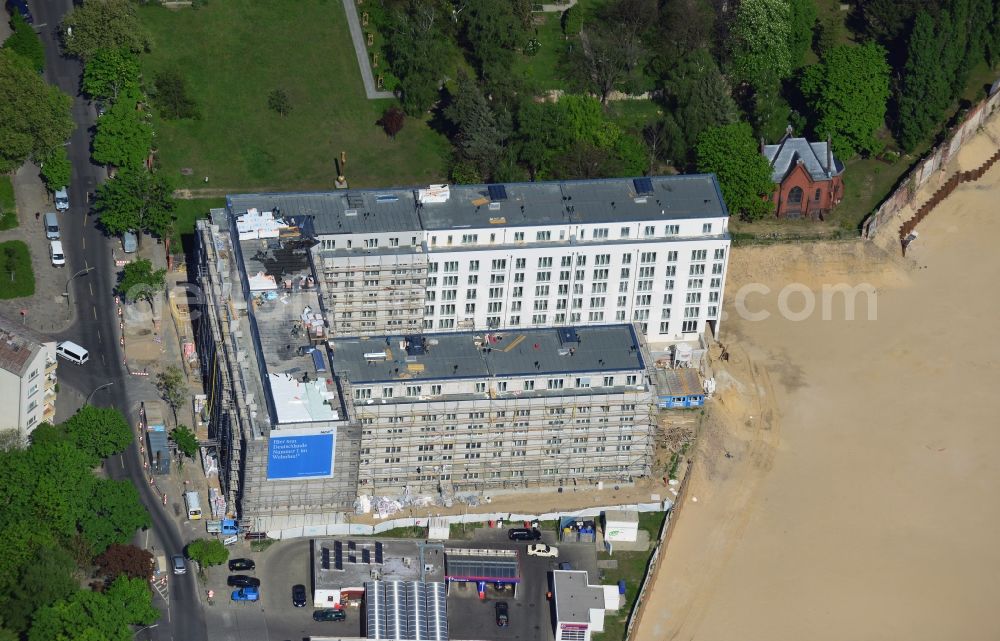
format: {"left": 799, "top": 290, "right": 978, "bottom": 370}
{"left": 761, "top": 129, "right": 845, "bottom": 220}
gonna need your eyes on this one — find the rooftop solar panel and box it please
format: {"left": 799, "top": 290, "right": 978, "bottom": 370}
{"left": 487, "top": 184, "right": 508, "bottom": 201}
{"left": 362, "top": 548, "right": 371, "bottom": 564}
{"left": 375, "top": 542, "right": 384, "bottom": 564}
{"left": 633, "top": 177, "right": 654, "bottom": 195}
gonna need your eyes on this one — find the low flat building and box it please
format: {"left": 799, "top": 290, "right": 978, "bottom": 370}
{"left": 0, "top": 313, "right": 57, "bottom": 439}
{"left": 312, "top": 538, "right": 445, "bottom": 608}
{"left": 552, "top": 570, "right": 621, "bottom": 641}
{"left": 365, "top": 580, "right": 448, "bottom": 641}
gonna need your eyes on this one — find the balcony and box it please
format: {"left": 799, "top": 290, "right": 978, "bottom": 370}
{"left": 45, "top": 359, "right": 57, "bottom": 374}
{"left": 42, "top": 404, "right": 55, "bottom": 421}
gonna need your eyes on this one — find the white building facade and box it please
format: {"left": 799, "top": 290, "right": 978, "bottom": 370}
{"left": 232, "top": 175, "right": 731, "bottom": 349}
{"left": 0, "top": 315, "right": 58, "bottom": 440}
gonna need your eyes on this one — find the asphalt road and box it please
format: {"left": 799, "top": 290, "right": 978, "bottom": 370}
{"left": 32, "top": 3, "right": 207, "bottom": 640}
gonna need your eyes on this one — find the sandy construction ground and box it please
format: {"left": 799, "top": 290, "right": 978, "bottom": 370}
{"left": 635, "top": 118, "right": 1000, "bottom": 641}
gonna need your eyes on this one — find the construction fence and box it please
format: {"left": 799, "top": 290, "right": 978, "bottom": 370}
{"left": 862, "top": 80, "right": 1000, "bottom": 243}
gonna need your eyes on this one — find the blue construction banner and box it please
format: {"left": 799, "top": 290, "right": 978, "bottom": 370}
{"left": 267, "top": 433, "right": 335, "bottom": 479}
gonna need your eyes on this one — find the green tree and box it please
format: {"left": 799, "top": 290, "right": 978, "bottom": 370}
{"left": 62, "top": 406, "right": 132, "bottom": 460}
{"left": 39, "top": 146, "right": 72, "bottom": 192}
{"left": 515, "top": 101, "right": 574, "bottom": 178}
{"left": 155, "top": 366, "right": 187, "bottom": 423}
{"left": 3, "top": 12, "right": 45, "bottom": 72}
{"left": 460, "top": 0, "right": 525, "bottom": 90}
{"left": 82, "top": 48, "right": 140, "bottom": 101}
{"left": 552, "top": 141, "right": 626, "bottom": 180}
{"left": 266, "top": 88, "right": 290, "bottom": 116}
{"left": 92, "top": 87, "right": 152, "bottom": 170}
{"left": 60, "top": 0, "right": 150, "bottom": 62}
{"left": 118, "top": 258, "right": 165, "bottom": 303}
{"left": 104, "top": 576, "right": 158, "bottom": 626}
{"left": 81, "top": 479, "right": 151, "bottom": 554}
{"left": 170, "top": 425, "right": 198, "bottom": 459}
{"left": 752, "top": 82, "right": 795, "bottom": 143}
{"left": 385, "top": 0, "right": 451, "bottom": 115}
{"left": 0, "top": 544, "right": 77, "bottom": 633}
{"left": 94, "top": 167, "right": 175, "bottom": 239}
{"left": 0, "top": 50, "right": 74, "bottom": 173}
{"left": 445, "top": 74, "right": 512, "bottom": 182}
{"left": 729, "top": 0, "right": 792, "bottom": 87}
{"left": 152, "top": 68, "right": 199, "bottom": 119}
{"left": 186, "top": 539, "right": 228, "bottom": 567}
{"left": 657, "top": 49, "right": 738, "bottom": 163}
{"left": 561, "top": 5, "right": 583, "bottom": 36}
{"left": 29, "top": 577, "right": 157, "bottom": 641}
{"left": 786, "top": 0, "right": 817, "bottom": 68}
{"left": 696, "top": 122, "right": 775, "bottom": 222}
{"left": 895, "top": 11, "right": 954, "bottom": 151}
{"left": 800, "top": 43, "right": 890, "bottom": 157}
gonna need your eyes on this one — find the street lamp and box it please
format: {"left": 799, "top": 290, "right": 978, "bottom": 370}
{"left": 64, "top": 266, "right": 95, "bottom": 304}
{"left": 86, "top": 381, "right": 115, "bottom": 405}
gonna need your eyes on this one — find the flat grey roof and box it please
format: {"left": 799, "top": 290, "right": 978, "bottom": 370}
{"left": 419, "top": 176, "right": 727, "bottom": 230}
{"left": 228, "top": 190, "right": 422, "bottom": 235}
{"left": 331, "top": 325, "right": 645, "bottom": 385}
{"left": 227, "top": 175, "right": 727, "bottom": 236}
{"left": 554, "top": 570, "right": 606, "bottom": 623}
{"left": 314, "top": 539, "right": 445, "bottom": 590}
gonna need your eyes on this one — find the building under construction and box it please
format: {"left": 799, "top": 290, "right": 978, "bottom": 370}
{"left": 193, "top": 176, "right": 728, "bottom": 531}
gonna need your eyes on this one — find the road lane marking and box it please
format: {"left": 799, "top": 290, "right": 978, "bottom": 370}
{"left": 84, "top": 259, "right": 89, "bottom": 269}
{"left": 97, "top": 329, "right": 102, "bottom": 343}
{"left": 82, "top": 236, "right": 85, "bottom": 250}
{"left": 93, "top": 306, "right": 98, "bottom": 319}
{"left": 89, "top": 282, "right": 94, "bottom": 296}
{"left": 101, "top": 353, "right": 106, "bottom": 365}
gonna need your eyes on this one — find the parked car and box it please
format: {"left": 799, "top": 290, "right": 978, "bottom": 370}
{"left": 507, "top": 528, "right": 541, "bottom": 541}
{"left": 558, "top": 562, "right": 573, "bottom": 571}
{"left": 495, "top": 601, "right": 509, "bottom": 627}
{"left": 228, "top": 558, "right": 256, "bottom": 572}
{"left": 54, "top": 187, "right": 69, "bottom": 211}
{"left": 122, "top": 230, "right": 137, "bottom": 253}
{"left": 49, "top": 240, "right": 65, "bottom": 266}
{"left": 232, "top": 587, "right": 259, "bottom": 602}
{"left": 527, "top": 543, "right": 559, "bottom": 558}
{"left": 292, "top": 584, "right": 307, "bottom": 607}
{"left": 227, "top": 575, "right": 261, "bottom": 588}
{"left": 171, "top": 555, "right": 186, "bottom": 575}
{"left": 5, "top": 0, "right": 33, "bottom": 23}
{"left": 313, "top": 608, "right": 347, "bottom": 622}
{"left": 43, "top": 213, "right": 60, "bottom": 240}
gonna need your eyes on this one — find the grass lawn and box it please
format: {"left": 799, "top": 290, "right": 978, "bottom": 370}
{"left": 592, "top": 511, "right": 667, "bottom": 641}
{"left": 0, "top": 241, "right": 35, "bottom": 299}
{"left": 0, "top": 175, "right": 17, "bottom": 230}
{"left": 137, "top": 0, "right": 449, "bottom": 191}
{"left": 513, "top": 12, "right": 568, "bottom": 93}
{"left": 170, "top": 197, "right": 225, "bottom": 254}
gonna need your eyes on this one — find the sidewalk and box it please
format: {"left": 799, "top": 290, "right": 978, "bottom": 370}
{"left": 340, "top": 0, "right": 394, "bottom": 100}
{"left": 0, "top": 163, "right": 76, "bottom": 333}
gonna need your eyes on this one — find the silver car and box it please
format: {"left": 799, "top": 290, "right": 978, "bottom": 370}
{"left": 171, "top": 555, "right": 187, "bottom": 575}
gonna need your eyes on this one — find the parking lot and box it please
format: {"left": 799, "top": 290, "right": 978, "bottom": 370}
{"left": 202, "top": 527, "right": 598, "bottom": 641}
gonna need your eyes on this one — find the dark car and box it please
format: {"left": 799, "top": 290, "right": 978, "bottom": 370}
{"left": 5, "top": 0, "right": 33, "bottom": 23}
{"left": 507, "top": 527, "right": 541, "bottom": 541}
{"left": 229, "top": 558, "right": 256, "bottom": 572}
{"left": 495, "top": 601, "right": 509, "bottom": 627}
{"left": 313, "top": 608, "right": 347, "bottom": 622}
{"left": 292, "top": 584, "right": 307, "bottom": 607}
{"left": 227, "top": 575, "right": 261, "bottom": 588}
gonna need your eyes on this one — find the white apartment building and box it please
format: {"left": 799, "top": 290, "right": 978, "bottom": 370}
{"left": 227, "top": 175, "right": 731, "bottom": 347}
{"left": 0, "top": 314, "right": 58, "bottom": 440}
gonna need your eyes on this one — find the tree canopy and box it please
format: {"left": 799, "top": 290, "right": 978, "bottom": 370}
{"left": 800, "top": 43, "right": 890, "bottom": 157}
{"left": 62, "top": 406, "right": 133, "bottom": 461}
{"left": 0, "top": 50, "right": 74, "bottom": 173}
{"left": 729, "top": 0, "right": 792, "bottom": 87}
{"left": 82, "top": 48, "right": 140, "bottom": 101}
{"left": 95, "top": 167, "right": 175, "bottom": 238}
{"left": 3, "top": 12, "right": 45, "bottom": 72}
{"left": 170, "top": 425, "right": 198, "bottom": 459}
{"left": 186, "top": 539, "right": 228, "bottom": 567}
{"left": 28, "top": 577, "right": 157, "bottom": 641}
{"left": 696, "top": 122, "right": 775, "bottom": 222}
{"left": 152, "top": 68, "right": 199, "bottom": 120}
{"left": 155, "top": 366, "right": 187, "bottom": 422}
{"left": 40, "top": 147, "right": 72, "bottom": 192}
{"left": 92, "top": 87, "right": 153, "bottom": 170}
{"left": 384, "top": 0, "right": 451, "bottom": 115}
{"left": 118, "top": 259, "right": 166, "bottom": 304}
{"left": 60, "top": 0, "right": 150, "bottom": 61}
{"left": 81, "top": 479, "right": 151, "bottom": 554}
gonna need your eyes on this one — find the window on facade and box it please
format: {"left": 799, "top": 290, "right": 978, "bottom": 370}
{"left": 789, "top": 186, "right": 803, "bottom": 204}
{"left": 815, "top": 188, "right": 822, "bottom": 201}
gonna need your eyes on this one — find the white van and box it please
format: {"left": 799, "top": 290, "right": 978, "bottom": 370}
{"left": 56, "top": 341, "right": 89, "bottom": 364}
{"left": 184, "top": 491, "right": 202, "bottom": 520}
{"left": 44, "top": 212, "right": 60, "bottom": 240}
{"left": 54, "top": 187, "right": 70, "bottom": 211}
{"left": 49, "top": 240, "right": 65, "bottom": 266}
